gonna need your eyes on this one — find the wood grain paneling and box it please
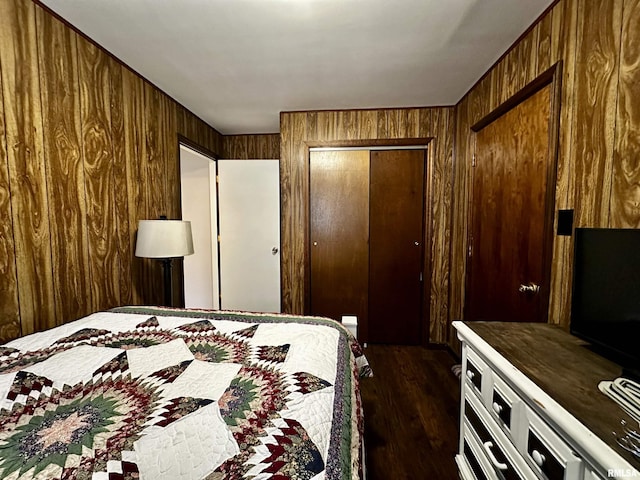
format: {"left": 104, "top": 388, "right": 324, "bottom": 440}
{"left": 357, "top": 110, "right": 378, "bottom": 139}
{"left": 222, "top": 134, "right": 280, "bottom": 159}
{"left": 499, "top": 29, "right": 537, "bottom": 103}
{"left": 290, "top": 114, "right": 308, "bottom": 315}
{"left": 548, "top": 0, "right": 579, "bottom": 326}
{"left": 280, "top": 107, "right": 454, "bottom": 344}
{"left": 109, "top": 57, "right": 133, "bottom": 307}
{"left": 121, "top": 68, "right": 147, "bottom": 305}
{"left": 278, "top": 114, "right": 291, "bottom": 312}
{"left": 0, "top": 0, "right": 55, "bottom": 336}
{"left": 78, "top": 38, "right": 120, "bottom": 312}
{"left": 0, "top": 70, "right": 21, "bottom": 340}
{"left": 611, "top": 0, "right": 640, "bottom": 227}
{"left": 450, "top": 96, "right": 471, "bottom": 326}
{"left": 429, "top": 108, "right": 454, "bottom": 343}
{"left": 573, "top": 0, "right": 622, "bottom": 227}
{"left": 452, "top": 0, "right": 638, "bottom": 339}
{"left": 143, "top": 84, "right": 167, "bottom": 221}
{"left": 37, "top": 8, "right": 91, "bottom": 323}
{"left": 0, "top": 0, "right": 223, "bottom": 342}
{"left": 163, "top": 96, "right": 179, "bottom": 219}
{"left": 142, "top": 83, "right": 166, "bottom": 306}
{"left": 537, "top": 11, "right": 553, "bottom": 71}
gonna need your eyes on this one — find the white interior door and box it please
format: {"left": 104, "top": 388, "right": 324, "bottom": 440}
{"left": 218, "top": 160, "right": 280, "bottom": 312}
{"left": 179, "top": 145, "right": 219, "bottom": 309}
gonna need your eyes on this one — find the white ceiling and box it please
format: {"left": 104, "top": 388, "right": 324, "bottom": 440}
{"left": 40, "top": 0, "right": 554, "bottom": 135}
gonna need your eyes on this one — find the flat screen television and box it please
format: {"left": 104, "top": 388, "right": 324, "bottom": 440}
{"left": 570, "top": 228, "right": 640, "bottom": 375}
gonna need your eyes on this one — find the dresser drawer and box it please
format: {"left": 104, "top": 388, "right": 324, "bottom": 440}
{"left": 465, "top": 393, "right": 537, "bottom": 480}
{"left": 523, "top": 406, "right": 582, "bottom": 479}
{"left": 457, "top": 424, "right": 495, "bottom": 480}
{"left": 466, "top": 346, "right": 490, "bottom": 400}
{"left": 490, "top": 373, "right": 519, "bottom": 437}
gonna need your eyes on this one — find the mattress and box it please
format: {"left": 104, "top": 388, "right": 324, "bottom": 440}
{"left": 0, "top": 306, "right": 371, "bottom": 480}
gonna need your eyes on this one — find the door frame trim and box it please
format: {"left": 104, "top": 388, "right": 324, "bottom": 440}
{"left": 304, "top": 138, "right": 434, "bottom": 345}
{"left": 464, "top": 62, "right": 563, "bottom": 322}
{"left": 310, "top": 145, "right": 430, "bottom": 152}
{"left": 470, "top": 63, "right": 563, "bottom": 132}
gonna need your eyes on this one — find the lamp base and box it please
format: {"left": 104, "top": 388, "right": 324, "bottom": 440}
{"left": 161, "top": 258, "right": 173, "bottom": 307}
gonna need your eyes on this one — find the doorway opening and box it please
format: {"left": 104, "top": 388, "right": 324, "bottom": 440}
{"left": 179, "top": 144, "right": 219, "bottom": 309}
{"left": 179, "top": 143, "right": 282, "bottom": 313}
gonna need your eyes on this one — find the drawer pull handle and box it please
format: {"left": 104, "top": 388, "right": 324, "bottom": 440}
{"left": 492, "top": 402, "right": 503, "bottom": 415}
{"left": 466, "top": 370, "right": 475, "bottom": 380}
{"left": 482, "top": 441, "right": 508, "bottom": 471}
{"left": 531, "top": 449, "right": 546, "bottom": 467}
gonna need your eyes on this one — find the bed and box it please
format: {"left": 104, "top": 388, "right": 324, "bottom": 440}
{"left": 0, "top": 306, "right": 371, "bottom": 480}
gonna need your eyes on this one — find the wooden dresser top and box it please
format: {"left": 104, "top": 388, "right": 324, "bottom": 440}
{"left": 464, "top": 321, "right": 639, "bottom": 470}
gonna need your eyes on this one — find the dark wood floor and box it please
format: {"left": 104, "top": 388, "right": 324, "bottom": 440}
{"left": 360, "top": 344, "right": 461, "bottom": 479}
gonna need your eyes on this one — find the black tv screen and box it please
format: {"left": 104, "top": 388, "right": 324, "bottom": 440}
{"left": 570, "top": 228, "right": 640, "bottom": 369}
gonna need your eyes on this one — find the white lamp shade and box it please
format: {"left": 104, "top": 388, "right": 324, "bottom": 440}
{"left": 135, "top": 220, "right": 194, "bottom": 258}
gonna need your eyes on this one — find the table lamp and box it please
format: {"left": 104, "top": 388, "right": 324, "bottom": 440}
{"left": 135, "top": 219, "right": 194, "bottom": 307}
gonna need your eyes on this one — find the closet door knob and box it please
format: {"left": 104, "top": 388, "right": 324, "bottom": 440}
{"left": 272, "top": 247, "right": 279, "bottom": 255}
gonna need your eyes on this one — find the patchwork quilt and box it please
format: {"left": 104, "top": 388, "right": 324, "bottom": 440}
{"left": 0, "top": 306, "right": 371, "bottom": 480}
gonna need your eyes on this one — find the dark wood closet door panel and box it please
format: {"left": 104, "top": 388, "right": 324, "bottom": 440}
{"left": 309, "top": 150, "right": 369, "bottom": 326}
{"left": 369, "top": 149, "right": 425, "bottom": 344}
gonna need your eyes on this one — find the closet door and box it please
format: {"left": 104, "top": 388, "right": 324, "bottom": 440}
{"left": 309, "top": 150, "right": 369, "bottom": 326}
{"left": 218, "top": 160, "right": 281, "bottom": 313}
{"left": 368, "top": 149, "right": 425, "bottom": 344}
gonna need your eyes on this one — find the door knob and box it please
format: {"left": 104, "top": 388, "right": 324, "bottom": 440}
{"left": 518, "top": 283, "right": 540, "bottom": 294}
{"left": 272, "top": 247, "right": 279, "bottom": 255}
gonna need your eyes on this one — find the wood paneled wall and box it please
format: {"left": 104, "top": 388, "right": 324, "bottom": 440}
{"left": 222, "top": 134, "right": 280, "bottom": 159}
{"left": 451, "top": 0, "right": 640, "bottom": 336}
{"left": 280, "top": 108, "right": 454, "bottom": 344}
{"left": 0, "top": 0, "right": 223, "bottom": 342}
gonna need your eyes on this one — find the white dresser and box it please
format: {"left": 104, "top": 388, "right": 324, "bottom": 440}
{"left": 453, "top": 321, "right": 640, "bottom": 480}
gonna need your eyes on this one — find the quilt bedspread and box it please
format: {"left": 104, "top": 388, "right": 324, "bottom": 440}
{"left": 0, "top": 306, "right": 371, "bottom": 480}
